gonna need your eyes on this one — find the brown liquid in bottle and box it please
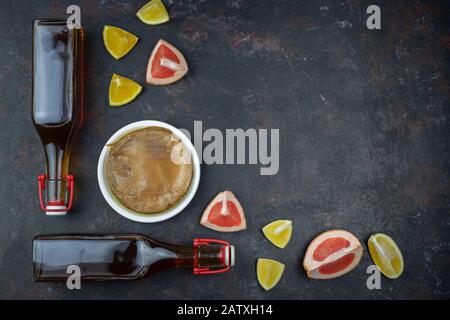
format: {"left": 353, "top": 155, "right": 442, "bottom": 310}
{"left": 33, "top": 235, "right": 235, "bottom": 281}
{"left": 32, "top": 20, "right": 84, "bottom": 214}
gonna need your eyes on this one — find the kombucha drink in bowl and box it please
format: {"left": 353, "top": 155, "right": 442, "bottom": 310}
{"left": 97, "top": 121, "right": 200, "bottom": 223}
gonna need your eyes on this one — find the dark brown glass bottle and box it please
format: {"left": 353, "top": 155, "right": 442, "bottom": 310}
{"left": 33, "top": 235, "right": 235, "bottom": 281}
{"left": 32, "top": 20, "right": 84, "bottom": 215}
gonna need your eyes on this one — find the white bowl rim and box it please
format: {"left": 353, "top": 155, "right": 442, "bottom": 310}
{"left": 97, "top": 120, "right": 201, "bottom": 223}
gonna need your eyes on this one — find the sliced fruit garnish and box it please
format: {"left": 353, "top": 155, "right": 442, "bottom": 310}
{"left": 103, "top": 25, "right": 139, "bottom": 60}
{"left": 262, "top": 220, "right": 292, "bottom": 249}
{"left": 200, "top": 191, "right": 246, "bottom": 232}
{"left": 257, "top": 258, "right": 285, "bottom": 291}
{"left": 303, "top": 229, "right": 363, "bottom": 279}
{"left": 109, "top": 73, "right": 143, "bottom": 107}
{"left": 137, "top": 0, "right": 170, "bottom": 25}
{"left": 368, "top": 233, "right": 404, "bottom": 279}
{"left": 146, "top": 39, "right": 188, "bottom": 85}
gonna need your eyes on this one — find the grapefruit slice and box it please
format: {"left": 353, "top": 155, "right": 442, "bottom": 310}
{"left": 262, "top": 220, "right": 292, "bottom": 249}
{"left": 257, "top": 259, "right": 285, "bottom": 291}
{"left": 303, "top": 229, "right": 363, "bottom": 279}
{"left": 200, "top": 191, "right": 247, "bottom": 232}
{"left": 146, "top": 39, "right": 188, "bottom": 85}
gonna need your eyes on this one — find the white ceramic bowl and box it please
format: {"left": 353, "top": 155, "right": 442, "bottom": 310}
{"left": 97, "top": 120, "right": 200, "bottom": 223}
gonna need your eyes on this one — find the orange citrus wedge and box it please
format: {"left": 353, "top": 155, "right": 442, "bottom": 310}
{"left": 368, "top": 233, "right": 404, "bottom": 279}
{"left": 257, "top": 258, "right": 285, "bottom": 291}
{"left": 137, "top": 0, "right": 170, "bottom": 25}
{"left": 109, "top": 74, "right": 142, "bottom": 107}
{"left": 103, "top": 25, "right": 139, "bottom": 60}
{"left": 262, "top": 220, "right": 292, "bottom": 249}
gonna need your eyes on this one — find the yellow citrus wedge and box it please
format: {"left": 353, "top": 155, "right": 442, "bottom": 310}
{"left": 137, "top": 0, "right": 170, "bottom": 25}
{"left": 368, "top": 233, "right": 404, "bottom": 279}
{"left": 256, "top": 258, "right": 285, "bottom": 291}
{"left": 103, "top": 25, "right": 139, "bottom": 60}
{"left": 109, "top": 74, "right": 143, "bottom": 107}
{"left": 262, "top": 220, "right": 292, "bottom": 249}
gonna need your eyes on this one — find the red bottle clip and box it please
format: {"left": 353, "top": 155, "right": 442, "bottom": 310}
{"left": 193, "top": 238, "right": 232, "bottom": 275}
{"left": 37, "top": 174, "right": 74, "bottom": 212}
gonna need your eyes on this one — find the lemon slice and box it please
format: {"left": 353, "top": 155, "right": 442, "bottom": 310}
{"left": 109, "top": 74, "right": 143, "bottom": 107}
{"left": 262, "top": 220, "right": 292, "bottom": 249}
{"left": 103, "top": 25, "right": 139, "bottom": 60}
{"left": 368, "top": 233, "right": 404, "bottom": 279}
{"left": 256, "top": 258, "right": 285, "bottom": 291}
{"left": 137, "top": 0, "right": 170, "bottom": 25}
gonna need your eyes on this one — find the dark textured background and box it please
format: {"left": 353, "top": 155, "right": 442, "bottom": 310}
{"left": 0, "top": 0, "right": 449, "bottom": 299}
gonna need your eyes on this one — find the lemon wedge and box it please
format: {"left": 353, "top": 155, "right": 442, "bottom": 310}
{"left": 368, "top": 233, "right": 404, "bottom": 279}
{"left": 257, "top": 258, "right": 285, "bottom": 291}
{"left": 262, "top": 220, "right": 292, "bottom": 249}
{"left": 109, "top": 74, "right": 143, "bottom": 107}
{"left": 103, "top": 25, "right": 139, "bottom": 60}
{"left": 137, "top": 0, "right": 170, "bottom": 25}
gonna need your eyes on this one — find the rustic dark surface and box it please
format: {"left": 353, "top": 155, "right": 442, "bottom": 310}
{"left": 0, "top": 0, "right": 449, "bottom": 300}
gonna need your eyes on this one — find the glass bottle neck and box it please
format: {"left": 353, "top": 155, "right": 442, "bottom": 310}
{"left": 142, "top": 239, "right": 227, "bottom": 273}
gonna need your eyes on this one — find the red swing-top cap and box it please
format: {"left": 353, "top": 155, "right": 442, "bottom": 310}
{"left": 193, "top": 238, "right": 235, "bottom": 275}
{"left": 37, "top": 174, "right": 74, "bottom": 215}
